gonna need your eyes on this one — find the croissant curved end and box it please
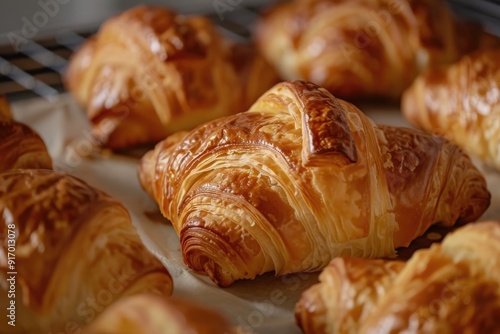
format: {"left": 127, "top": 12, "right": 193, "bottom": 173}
{"left": 181, "top": 222, "right": 248, "bottom": 287}
{"left": 440, "top": 145, "right": 491, "bottom": 226}
{"left": 458, "top": 178, "right": 491, "bottom": 225}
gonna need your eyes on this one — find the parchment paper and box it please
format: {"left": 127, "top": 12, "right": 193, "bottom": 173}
{"left": 11, "top": 96, "right": 500, "bottom": 334}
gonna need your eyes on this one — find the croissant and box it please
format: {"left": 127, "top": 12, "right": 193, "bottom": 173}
{"left": 0, "top": 169, "right": 173, "bottom": 334}
{"left": 295, "top": 221, "right": 500, "bottom": 333}
{"left": 138, "top": 80, "right": 490, "bottom": 287}
{"left": 0, "top": 96, "right": 52, "bottom": 171}
{"left": 256, "top": 0, "right": 497, "bottom": 100}
{"left": 65, "top": 5, "right": 278, "bottom": 149}
{"left": 402, "top": 49, "right": 500, "bottom": 170}
{"left": 83, "top": 294, "right": 241, "bottom": 334}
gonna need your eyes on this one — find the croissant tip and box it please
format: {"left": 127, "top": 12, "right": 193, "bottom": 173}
{"left": 181, "top": 228, "right": 238, "bottom": 287}
{"left": 461, "top": 190, "right": 491, "bottom": 224}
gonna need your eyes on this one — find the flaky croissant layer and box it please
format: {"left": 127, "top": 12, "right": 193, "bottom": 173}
{"left": 139, "top": 80, "right": 489, "bottom": 286}
{"left": 0, "top": 170, "right": 172, "bottom": 334}
{"left": 295, "top": 221, "right": 500, "bottom": 334}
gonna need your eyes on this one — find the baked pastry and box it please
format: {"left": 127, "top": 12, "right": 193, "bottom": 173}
{"left": 402, "top": 48, "right": 500, "bottom": 170}
{"left": 65, "top": 5, "right": 278, "bottom": 149}
{"left": 295, "top": 221, "right": 500, "bottom": 333}
{"left": 0, "top": 169, "right": 173, "bottom": 334}
{"left": 256, "top": 0, "right": 497, "bottom": 100}
{"left": 138, "top": 80, "right": 490, "bottom": 287}
{"left": 0, "top": 96, "right": 52, "bottom": 171}
{"left": 83, "top": 294, "right": 241, "bottom": 334}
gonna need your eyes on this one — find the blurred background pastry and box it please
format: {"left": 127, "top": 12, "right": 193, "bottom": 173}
{"left": 402, "top": 48, "right": 500, "bottom": 171}
{"left": 65, "top": 5, "right": 278, "bottom": 149}
{"left": 256, "top": 0, "right": 498, "bottom": 101}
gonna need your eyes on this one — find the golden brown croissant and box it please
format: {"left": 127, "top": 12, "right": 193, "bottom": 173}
{"left": 0, "top": 169, "right": 172, "bottom": 334}
{"left": 83, "top": 294, "right": 241, "bottom": 334}
{"left": 0, "top": 96, "right": 52, "bottom": 171}
{"left": 402, "top": 49, "right": 500, "bottom": 170}
{"left": 256, "top": 0, "right": 497, "bottom": 100}
{"left": 295, "top": 221, "right": 500, "bottom": 333}
{"left": 65, "top": 5, "right": 278, "bottom": 149}
{"left": 138, "top": 80, "right": 490, "bottom": 287}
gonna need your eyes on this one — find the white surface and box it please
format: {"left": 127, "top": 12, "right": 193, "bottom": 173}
{"left": 11, "top": 95, "right": 500, "bottom": 333}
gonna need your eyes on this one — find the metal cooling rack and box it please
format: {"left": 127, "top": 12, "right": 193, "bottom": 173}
{"left": 0, "top": 31, "right": 92, "bottom": 101}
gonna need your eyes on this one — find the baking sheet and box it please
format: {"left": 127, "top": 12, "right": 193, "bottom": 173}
{"left": 11, "top": 96, "right": 500, "bottom": 334}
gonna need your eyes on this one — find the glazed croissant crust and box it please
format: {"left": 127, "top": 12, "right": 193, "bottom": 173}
{"left": 295, "top": 221, "right": 500, "bottom": 333}
{"left": 66, "top": 5, "right": 278, "bottom": 149}
{"left": 0, "top": 170, "right": 172, "bottom": 334}
{"left": 0, "top": 96, "right": 52, "bottom": 171}
{"left": 256, "top": 0, "right": 497, "bottom": 99}
{"left": 402, "top": 49, "right": 500, "bottom": 170}
{"left": 83, "top": 294, "right": 240, "bottom": 334}
{"left": 139, "top": 80, "right": 490, "bottom": 287}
